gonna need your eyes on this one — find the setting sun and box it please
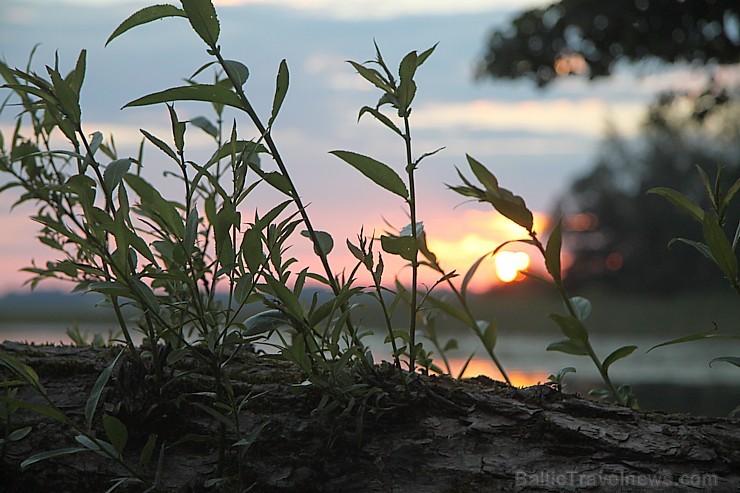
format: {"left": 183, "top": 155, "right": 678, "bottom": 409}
{"left": 494, "top": 251, "right": 530, "bottom": 282}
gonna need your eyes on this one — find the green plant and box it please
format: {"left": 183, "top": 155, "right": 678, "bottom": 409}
{"left": 547, "top": 366, "right": 576, "bottom": 392}
{"left": 66, "top": 323, "right": 116, "bottom": 348}
{"left": 648, "top": 164, "right": 740, "bottom": 415}
{"left": 451, "top": 155, "right": 638, "bottom": 408}
{"left": 336, "top": 45, "right": 513, "bottom": 385}
{"left": 0, "top": 384, "right": 33, "bottom": 464}
{"left": 0, "top": 351, "right": 161, "bottom": 491}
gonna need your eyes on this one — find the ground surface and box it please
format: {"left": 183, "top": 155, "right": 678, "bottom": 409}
{"left": 1, "top": 342, "right": 738, "bottom": 492}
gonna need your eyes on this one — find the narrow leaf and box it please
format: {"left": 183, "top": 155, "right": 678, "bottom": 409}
{"left": 243, "top": 309, "right": 290, "bottom": 336}
{"left": 141, "top": 129, "right": 179, "bottom": 162}
{"left": 602, "top": 345, "right": 637, "bottom": 373}
{"left": 21, "top": 448, "right": 85, "bottom": 469}
{"left": 85, "top": 350, "right": 123, "bottom": 430}
{"left": 181, "top": 0, "right": 220, "bottom": 47}
{"left": 139, "top": 433, "right": 158, "bottom": 467}
{"left": 648, "top": 187, "right": 704, "bottom": 223}
{"left": 709, "top": 357, "right": 740, "bottom": 369}
{"left": 703, "top": 214, "right": 738, "bottom": 280}
{"left": 124, "top": 84, "right": 242, "bottom": 112}
{"left": 330, "top": 150, "right": 408, "bottom": 199}
{"left": 358, "top": 106, "right": 402, "bottom": 137}
{"left": 545, "top": 220, "right": 562, "bottom": 282}
{"left": 106, "top": 4, "right": 186, "bottom": 46}
{"left": 269, "top": 59, "right": 289, "bottom": 126}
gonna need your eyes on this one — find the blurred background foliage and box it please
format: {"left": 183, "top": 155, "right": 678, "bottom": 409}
{"left": 479, "top": 0, "right": 740, "bottom": 293}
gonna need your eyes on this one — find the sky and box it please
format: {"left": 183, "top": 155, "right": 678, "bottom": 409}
{"left": 0, "top": 0, "right": 710, "bottom": 294}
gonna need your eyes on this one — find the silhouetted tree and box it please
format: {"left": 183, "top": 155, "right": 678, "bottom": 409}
{"left": 477, "top": 0, "right": 739, "bottom": 87}
{"left": 556, "top": 89, "right": 740, "bottom": 293}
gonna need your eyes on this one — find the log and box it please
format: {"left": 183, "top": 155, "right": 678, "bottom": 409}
{"left": 1, "top": 342, "right": 738, "bottom": 492}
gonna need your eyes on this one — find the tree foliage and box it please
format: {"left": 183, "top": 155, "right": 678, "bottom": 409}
{"left": 556, "top": 88, "right": 740, "bottom": 293}
{"left": 477, "top": 0, "right": 740, "bottom": 87}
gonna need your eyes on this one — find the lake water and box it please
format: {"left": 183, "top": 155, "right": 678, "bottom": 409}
{"left": 2, "top": 322, "right": 738, "bottom": 416}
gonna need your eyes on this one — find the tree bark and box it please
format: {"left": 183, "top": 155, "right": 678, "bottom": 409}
{"left": 1, "top": 342, "right": 738, "bottom": 492}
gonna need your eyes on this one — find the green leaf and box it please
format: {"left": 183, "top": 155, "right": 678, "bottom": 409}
{"left": 264, "top": 275, "right": 303, "bottom": 320}
{"left": 570, "top": 296, "right": 591, "bottom": 321}
{"left": 695, "top": 164, "right": 716, "bottom": 209}
{"left": 269, "top": 59, "right": 289, "bottom": 126}
{"left": 124, "top": 84, "right": 242, "bottom": 112}
{"left": 425, "top": 295, "right": 476, "bottom": 327}
{"left": 467, "top": 154, "right": 499, "bottom": 196}
{"left": 723, "top": 177, "right": 740, "bottom": 212}
{"left": 87, "top": 131, "right": 103, "bottom": 158}
{"left": 21, "top": 447, "right": 85, "bottom": 469}
{"left": 141, "top": 129, "right": 180, "bottom": 162}
{"left": 709, "top": 357, "right": 740, "bottom": 369}
{"left": 167, "top": 104, "right": 186, "bottom": 153}
{"left": 602, "top": 345, "right": 637, "bottom": 373}
{"left": 358, "top": 106, "right": 403, "bottom": 137}
{"left": 85, "top": 350, "right": 123, "bottom": 430}
{"left": 588, "top": 388, "right": 612, "bottom": 400}
{"left": 547, "top": 339, "right": 588, "bottom": 355}
{"left": 103, "top": 158, "right": 132, "bottom": 193}
{"left": 234, "top": 274, "right": 253, "bottom": 304}
{"left": 703, "top": 214, "right": 738, "bottom": 280}
{"left": 206, "top": 139, "right": 268, "bottom": 167}
{"left": 189, "top": 116, "right": 218, "bottom": 138}
{"left": 181, "top": 0, "right": 220, "bottom": 47}
{"left": 222, "top": 59, "right": 249, "bottom": 87}
{"left": 461, "top": 252, "right": 489, "bottom": 298}
{"left": 668, "top": 237, "right": 715, "bottom": 263}
{"left": 139, "top": 433, "right": 158, "bottom": 467}
{"left": 0, "top": 354, "right": 42, "bottom": 390}
{"left": 2, "top": 400, "right": 69, "bottom": 424}
{"left": 647, "top": 328, "right": 740, "bottom": 352}
{"left": 243, "top": 309, "right": 290, "bottom": 336}
{"left": 648, "top": 187, "right": 704, "bottom": 223}
{"left": 330, "top": 150, "right": 408, "bottom": 199}
{"left": 545, "top": 220, "right": 563, "bottom": 282}
{"left": 7, "top": 426, "right": 32, "bottom": 442}
{"left": 103, "top": 414, "right": 128, "bottom": 454}
{"left": 480, "top": 321, "right": 496, "bottom": 352}
{"left": 106, "top": 4, "right": 187, "bottom": 46}
{"left": 75, "top": 434, "right": 119, "bottom": 459}
{"left": 380, "top": 234, "right": 417, "bottom": 261}
{"left": 241, "top": 227, "right": 265, "bottom": 273}
{"left": 549, "top": 314, "right": 589, "bottom": 345}
{"left": 397, "top": 51, "right": 418, "bottom": 111}
{"left": 183, "top": 208, "right": 198, "bottom": 256}
{"left": 125, "top": 173, "right": 184, "bottom": 236}
{"left": 66, "top": 49, "right": 87, "bottom": 95}
{"left": 465, "top": 155, "right": 533, "bottom": 231}
{"left": 301, "top": 230, "right": 333, "bottom": 256}
{"left": 347, "top": 61, "right": 392, "bottom": 93}
{"left": 416, "top": 43, "right": 438, "bottom": 66}
{"left": 48, "top": 66, "right": 81, "bottom": 123}
{"left": 213, "top": 201, "right": 237, "bottom": 268}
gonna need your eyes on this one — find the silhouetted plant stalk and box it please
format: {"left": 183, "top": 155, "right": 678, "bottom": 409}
{"left": 451, "top": 155, "right": 638, "bottom": 408}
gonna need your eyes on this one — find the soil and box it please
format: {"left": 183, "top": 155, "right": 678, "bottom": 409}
{"left": 1, "top": 341, "right": 739, "bottom": 492}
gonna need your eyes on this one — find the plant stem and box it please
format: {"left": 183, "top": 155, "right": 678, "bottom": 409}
{"left": 403, "top": 116, "right": 419, "bottom": 372}
{"left": 441, "top": 277, "right": 512, "bottom": 385}
{"left": 213, "top": 49, "right": 369, "bottom": 362}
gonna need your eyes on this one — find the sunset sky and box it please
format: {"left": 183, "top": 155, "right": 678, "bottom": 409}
{"left": 0, "top": 0, "right": 710, "bottom": 294}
